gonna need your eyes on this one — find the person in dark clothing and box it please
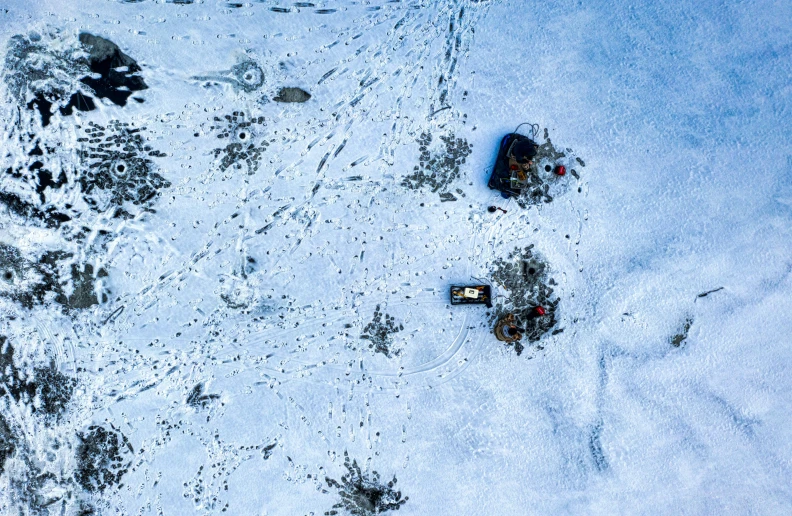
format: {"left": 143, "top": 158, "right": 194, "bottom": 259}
{"left": 507, "top": 139, "right": 537, "bottom": 182}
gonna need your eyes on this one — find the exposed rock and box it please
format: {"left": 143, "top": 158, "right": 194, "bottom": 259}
{"left": 273, "top": 86, "right": 311, "bottom": 103}
{"left": 74, "top": 425, "right": 133, "bottom": 493}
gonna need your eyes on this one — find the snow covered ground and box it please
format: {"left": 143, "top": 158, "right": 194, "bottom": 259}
{"left": 1, "top": 0, "right": 791, "bottom": 514}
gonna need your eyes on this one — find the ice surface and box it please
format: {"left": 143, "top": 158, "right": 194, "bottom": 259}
{"left": 0, "top": 0, "right": 791, "bottom": 514}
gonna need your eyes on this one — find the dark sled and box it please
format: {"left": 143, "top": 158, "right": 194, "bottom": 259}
{"left": 450, "top": 285, "right": 492, "bottom": 308}
{"left": 487, "top": 131, "right": 538, "bottom": 198}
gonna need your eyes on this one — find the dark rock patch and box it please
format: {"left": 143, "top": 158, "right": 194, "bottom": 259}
{"left": 671, "top": 318, "right": 693, "bottom": 348}
{"left": 210, "top": 111, "right": 269, "bottom": 175}
{"left": 58, "top": 90, "right": 97, "bottom": 116}
{"left": 74, "top": 425, "right": 133, "bottom": 493}
{"left": 273, "top": 86, "right": 311, "bottom": 103}
{"left": 186, "top": 383, "right": 220, "bottom": 409}
{"left": 3, "top": 31, "right": 147, "bottom": 127}
{"left": 3, "top": 31, "right": 89, "bottom": 118}
{"left": 489, "top": 246, "right": 560, "bottom": 355}
{"left": 0, "top": 336, "right": 76, "bottom": 419}
{"left": 61, "top": 263, "right": 108, "bottom": 309}
{"left": 359, "top": 305, "right": 403, "bottom": 358}
{"left": 0, "top": 414, "right": 15, "bottom": 475}
{"left": 401, "top": 132, "right": 471, "bottom": 200}
{"left": 0, "top": 243, "right": 108, "bottom": 310}
{"left": 324, "top": 451, "right": 408, "bottom": 516}
{"left": 1, "top": 134, "right": 72, "bottom": 226}
{"left": 26, "top": 94, "right": 55, "bottom": 127}
{"left": 30, "top": 363, "right": 77, "bottom": 416}
{"left": 77, "top": 32, "right": 148, "bottom": 108}
{"left": 0, "top": 190, "right": 71, "bottom": 228}
{"left": 34, "top": 166, "right": 68, "bottom": 204}
{"left": 77, "top": 120, "right": 169, "bottom": 217}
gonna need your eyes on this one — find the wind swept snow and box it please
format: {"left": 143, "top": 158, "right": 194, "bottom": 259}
{"left": 0, "top": 0, "right": 791, "bottom": 514}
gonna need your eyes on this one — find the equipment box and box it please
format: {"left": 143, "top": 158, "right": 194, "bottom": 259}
{"left": 450, "top": 285, "right": 492, "bottom": 308}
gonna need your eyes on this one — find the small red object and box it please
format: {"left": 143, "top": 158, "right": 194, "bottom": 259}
{"left": 555, "top": 165, "right": 566, "bottom": 176}
{"left": 534, "top": 306, "right": 546, "bottom": 316}
{"left": 510, "top": 164, "right": 519, "bottom": 171}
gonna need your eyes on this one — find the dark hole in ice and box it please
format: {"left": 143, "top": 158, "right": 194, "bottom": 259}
{"left": 27, "top": 94, "right": 53, "bottom": 127}
{"left": 3, "top": 271, "right": 12, "bottom": 281}
{"left": 35, "top": 167, "right": 67, "bottom": 202}
{"left": 545, "top": 165, "right": 551, "bottom": 171}
{"left": 59, "top": 91, "right": 97, "bottom": 116}
{"left": 528, "top": 267, "right": 536, "bottom": 274}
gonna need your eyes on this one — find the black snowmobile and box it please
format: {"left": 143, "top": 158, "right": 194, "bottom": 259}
{"left": 488, "top": 125, "right": 539, "bottom": 198}
{"left": 450, "top": 285, "right": 492, "bottom": 308}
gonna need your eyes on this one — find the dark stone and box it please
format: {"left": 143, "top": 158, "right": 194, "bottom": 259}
{"left": 59, "top": 263, "right": 100, "bottom": 309}
{"left": 273, "top": 87, "right": 312, "bottom": 103}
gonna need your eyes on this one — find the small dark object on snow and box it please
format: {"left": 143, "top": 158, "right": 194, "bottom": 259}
{"left": 273, "top": 87, "right": 311, "bottom": 103}
{"left": 488, "top": 133, "right": 539, "bottom": 197}
{"left": 697, "top": 287, "right": 723, "bottom": 299}
{"left": 450, "top": 285, "right": 492, "bottom": 308}
{"left": 554, "top": 165, "right": 566, "bottom": 176}
{"left": 186, "top": 383, "right": 220, "bottom": 408}
{"left": 487, "top": 206, "right": 507, "bottom": 214}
